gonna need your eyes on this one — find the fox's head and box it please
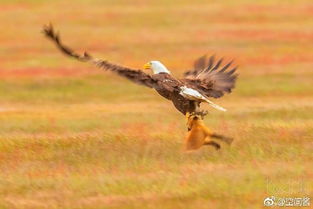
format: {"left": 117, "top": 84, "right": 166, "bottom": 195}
{"left": 187, "top": 114, "right": 202, "bottom": 131}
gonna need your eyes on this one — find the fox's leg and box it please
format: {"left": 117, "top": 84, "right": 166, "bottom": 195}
{"left": 211, "top": 133, "right": 234, "bottom": 145}
{"left": 197, "top": 119, "right": 234, "bottom": 145}
{"left": 197, "top": 120, "right": 231, "bottom": 148}
{"left": 191, "top": 118, "right": 218, "bottom": 149}
{"left": 203, "top": 139, "right": 221, "bottom": 150}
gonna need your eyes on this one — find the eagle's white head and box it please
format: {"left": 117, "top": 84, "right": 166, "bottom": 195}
{"left": 143, "top": 61, "right": 171, "bottom": 74}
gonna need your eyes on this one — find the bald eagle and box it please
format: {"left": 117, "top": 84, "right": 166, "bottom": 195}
{"left": 43, "top": 24, "right": 237, "bottom": 115}
{"left": 43, "top": 24, "right": 238, "bottom": 149}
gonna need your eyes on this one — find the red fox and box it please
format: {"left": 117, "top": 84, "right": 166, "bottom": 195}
{"left": 185, "top": 113, "right": 233, "bottom": 151}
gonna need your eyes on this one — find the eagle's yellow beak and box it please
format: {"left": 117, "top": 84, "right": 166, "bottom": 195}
{"left": 143, "top": 62, "right": 151, "bottom": 70}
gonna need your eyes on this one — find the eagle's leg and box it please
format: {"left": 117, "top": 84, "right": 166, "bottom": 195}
{"left": 185, "top": 102, "right": 206, "bottom": 122}
{"left": 186, "top": 102, "right": 210, "bottom": 131}
{"left": 194, "top": 102, "right": 208, "bottom": 118}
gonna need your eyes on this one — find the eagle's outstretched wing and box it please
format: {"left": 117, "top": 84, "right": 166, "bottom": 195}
{"left": 42, "top": 24, "right": 156, "bottom": 88}
{"left": 184, "top": 55, "right": 208, "bottom": 78}
{"left": 182, "top": 55, "right": 238, "bottom": 98}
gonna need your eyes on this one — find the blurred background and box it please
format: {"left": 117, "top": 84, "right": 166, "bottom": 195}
{"left": 0, "top": 0, "right": 312, "bottom": 208}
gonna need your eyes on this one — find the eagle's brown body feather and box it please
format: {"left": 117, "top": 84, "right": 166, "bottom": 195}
{"left": 150, "top": 73, "right": 197, "bottom": 114}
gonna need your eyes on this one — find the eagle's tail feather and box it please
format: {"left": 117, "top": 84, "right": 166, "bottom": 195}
{"left": 203, "top": 97, "right": 227, "bottom": 112}
{"left": 180, "top": 86, "right": 227, "bottom": 112}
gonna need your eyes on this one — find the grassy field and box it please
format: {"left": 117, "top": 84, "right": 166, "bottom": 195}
{"left": 0, "top": 0, "right": 312, "bottom": 208}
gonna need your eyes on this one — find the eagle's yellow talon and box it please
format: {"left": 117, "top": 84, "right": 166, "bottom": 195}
{"left": 185, "top": 112, "right": 190, "bottom": 120}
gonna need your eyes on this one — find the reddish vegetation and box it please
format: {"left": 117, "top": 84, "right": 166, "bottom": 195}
{"left": 0, "top": 67, "right": 100, "bottom": 78}
{"left": 0, "top": 4, "right": 30, "bottom": 11}
{"left": 215, "top": 30, "right": 313, "bottom": 42}
{"left": 242, "top": 4, "right": 313, "bottom": 15}
{"left": 242, "top": 55, "right": 313, "bottom": 65}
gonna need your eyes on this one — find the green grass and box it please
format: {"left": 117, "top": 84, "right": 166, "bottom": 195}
{"left": 0, "top": 0, "right": 312, "bottom": 208}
